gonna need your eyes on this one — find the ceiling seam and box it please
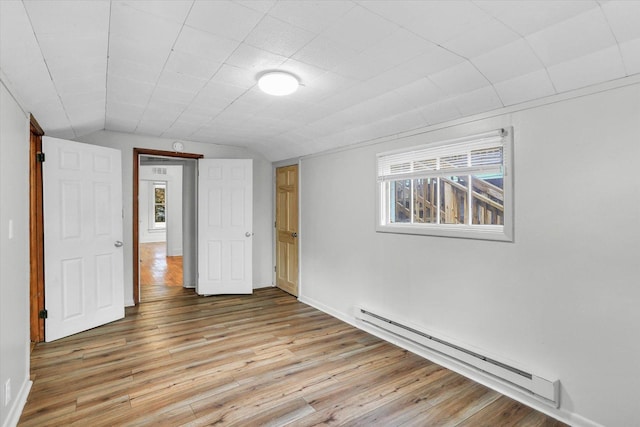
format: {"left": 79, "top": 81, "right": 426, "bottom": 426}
{"left": 246, "top": 0, "right": 357, "bottom": 77}
{"left": 213, "top": 0, "right": 362, "bottom": 138}
{"left": 21, "top": 0, "right": 77, "bottom": 138}
{"left": 236, "top": 1, "right": 365, "bottom": 147}
{"left": 133, "top": 0, "right": 196, "bottom": 135}
{"left": 259, "top": 6, "right": 449, "bottom": 149}
{"left": 480, "top": 6, "right": 559, "bottom": 96}
{"left": 180, "top": 2, "right": 281, "bottom": 144}
{"left": 597, "top": 3, "right": 630, "bottom": 77}
{"left": 354, "top": 0, "right": 496, "bottom": 117}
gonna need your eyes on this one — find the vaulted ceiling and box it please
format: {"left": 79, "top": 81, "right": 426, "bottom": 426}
{"left": 1, "top": 1, "right": 639, "bottom": 161}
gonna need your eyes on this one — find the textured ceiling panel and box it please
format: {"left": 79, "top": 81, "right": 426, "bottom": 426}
{"left": 493, "top": 69, "right": 556, "bottom": 106}
{"left": 526, "top": 7, "right": 617, "bottom": 67}
{"left": 474, "top": 0, "right": 599, "bottom": 36}
{"left": 186, "top": 0, "right": 264, "bottom": 41}
{"left": 1, "top": 0, "right": 639, "bottom": 161}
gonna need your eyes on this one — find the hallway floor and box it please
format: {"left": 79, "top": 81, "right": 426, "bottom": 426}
{"left": 140, "top": 242, "right": 192, "bottom": 302}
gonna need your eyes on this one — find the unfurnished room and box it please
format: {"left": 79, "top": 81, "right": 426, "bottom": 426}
{"left": 1, "top": 1, "right": 639, "bottom": 426}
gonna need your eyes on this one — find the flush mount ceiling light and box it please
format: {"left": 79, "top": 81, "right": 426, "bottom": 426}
{"left": 258, "top": 71, "right": 299, "bottom": 96}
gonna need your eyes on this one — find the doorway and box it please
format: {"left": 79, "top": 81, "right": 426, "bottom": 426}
{"left": 132, "top": 148, "right": 202, "bottom": 305}
{"left": 275, "top": 164, "right": 299, "bottom": 296}
{"left": 138, "top": 158, "right": 184, "bottom": 301}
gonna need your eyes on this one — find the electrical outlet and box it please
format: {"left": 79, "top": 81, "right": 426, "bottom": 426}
{"left": 4, "top": 379, "right": 10, "bottom": 406}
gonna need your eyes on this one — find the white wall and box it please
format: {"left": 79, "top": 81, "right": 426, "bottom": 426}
{"left": 77, "top": 130, "right": 273, "bottom": 305}
{"left": 164, "top": 166, "right": 182, "bottom": 256}
{"left": 298, "top": 81, "right": 640, "bottom": 427}
{"left": 181, "top": 160, "right": 198, "bottom": 288}
{"left": 0, "top": 82, "right": 31, "bottom": 427}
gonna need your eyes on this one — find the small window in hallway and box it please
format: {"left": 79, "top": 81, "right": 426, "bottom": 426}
{"left": 153, "top": 182, "right": 166, "bottom": 228}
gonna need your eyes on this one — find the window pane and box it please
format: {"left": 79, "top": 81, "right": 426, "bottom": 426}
{"left": 413, "top": 178, "right": 437, "bottom": 223}
{"left": 440, "top": 176, "right": 468, "bottom": 224}
{"left": 472, "top": 174, "right": 504, "bottom": 225}
{"left": 155, "top": 187, "right": 165, "bottom": 204}
{"left": 390, "top": 180, "right": 411, "bottom": 223}
{"left": 155, "top": 205, "right": 165, "bottom": 223}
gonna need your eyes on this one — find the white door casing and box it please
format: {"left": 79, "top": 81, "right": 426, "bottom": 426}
{"left": 43, "top": 137, "right": 124, "bottom": 342}
{"left": 197, "top": 159, "right": 253, "bottom": 295}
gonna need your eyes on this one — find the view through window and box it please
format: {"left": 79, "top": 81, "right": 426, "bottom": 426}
{"left": 377, "top": 128, "right": 513, "bottom": 241}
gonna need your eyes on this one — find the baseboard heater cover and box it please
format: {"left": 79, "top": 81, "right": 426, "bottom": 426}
{"left": 356, "top": 307, "right": 559, "bottom": 407}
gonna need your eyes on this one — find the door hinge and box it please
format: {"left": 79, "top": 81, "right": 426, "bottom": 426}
{"left": 36, "top": 152, "right": 45, "bottom": 163}
{"left": 39, "top": 309, "right": 48, "bottom": 319}
{"left": 274, "top": 266, "right": 277, "bottom": 272}
{"left": 274, "top": 221, "right": 277, "bottom": 228}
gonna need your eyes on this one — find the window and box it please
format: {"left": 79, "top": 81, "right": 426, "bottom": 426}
{"left": 376, "top": 128, "right": 513, "bottom": 241}
{"left": 152, "top": 182, "right": 166, "bottom": 229}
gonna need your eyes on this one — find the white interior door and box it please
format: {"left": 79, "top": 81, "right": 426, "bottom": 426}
{"left": 43, "top": 137, "right": 124, "bottom": 342}
{"left": 197, "top": 159, "right": 253, "bottom": 295}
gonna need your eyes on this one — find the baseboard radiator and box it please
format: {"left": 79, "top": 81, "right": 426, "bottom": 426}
{"left": 356, "top": 307, "right": 560, "bottom": 407}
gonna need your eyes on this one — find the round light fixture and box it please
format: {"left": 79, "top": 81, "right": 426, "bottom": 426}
{"left": 258, "top": 71, "right": 299, "bottom": 96}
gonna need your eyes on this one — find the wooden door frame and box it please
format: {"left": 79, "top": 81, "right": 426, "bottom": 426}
{"left": 132, "top": 148, "right": 202, "bottom": 305}
{"left": 29, "top": 114, "right": 45, "bottom": 342}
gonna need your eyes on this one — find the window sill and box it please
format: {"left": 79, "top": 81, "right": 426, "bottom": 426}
{"left": 376, "top": 223, "right": 513, "bottom": 242}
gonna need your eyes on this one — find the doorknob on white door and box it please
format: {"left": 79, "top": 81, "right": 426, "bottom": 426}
{"left": 245, "top": 232, "right": 253, "bottom": 237}
{"left": 114, "top": 241, "right": 123, "bottom": 247}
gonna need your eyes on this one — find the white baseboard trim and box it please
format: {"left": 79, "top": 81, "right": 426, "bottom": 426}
{"left": 298, "top": 294, "right": 604, "bottom": 427}
{"left": 298, "top": 295, "right": 356, "bottom": 326}
{"left": 2, "top": 379, "right": 32, "bottom": 427}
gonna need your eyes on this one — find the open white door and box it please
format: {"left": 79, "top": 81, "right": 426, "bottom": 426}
{"left": 197, "top": 159, "right": 253, "bottom": 295}
{"left": 43, "top": 137, "right": 124, "bottom": 342}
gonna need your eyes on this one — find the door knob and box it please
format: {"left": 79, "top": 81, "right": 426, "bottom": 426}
{"left": 291, "top": 232, "right": 298, "bottom": 238}
{"left": 114, "top": 241, "right": 123, "bottom": 247}
{"left": 245, "top": 232, "right": 252, "bottom": 237}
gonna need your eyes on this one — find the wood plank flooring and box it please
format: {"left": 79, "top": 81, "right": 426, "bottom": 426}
{"left": 21, "top": 288, "right": 567, "bottom": 426}
{"left": 140, "top": 242, "right": 187, "bottom": 302}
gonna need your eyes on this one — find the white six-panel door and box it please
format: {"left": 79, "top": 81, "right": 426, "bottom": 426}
{"left": 197, "top": 159, "right": 253, "bottom": 295}
{"left": 43, "top": 137, "right": 124, "bottom": 342}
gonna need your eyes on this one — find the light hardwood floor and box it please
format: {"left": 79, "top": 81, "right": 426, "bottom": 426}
{"left": 21, "top": 286, "right": 566, "bottom": 426}
{"left": 140, "top": 242, "right": 189, "bottom": 302}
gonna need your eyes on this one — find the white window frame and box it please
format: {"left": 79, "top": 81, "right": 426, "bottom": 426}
{"left": 149, "top": 181, "right": 167, "bottom": 230}
{"left": 376, "top": 128, "right": 514, "bottom": 242}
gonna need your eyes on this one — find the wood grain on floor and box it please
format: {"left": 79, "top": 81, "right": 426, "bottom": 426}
{"left": 140, "top": 242, "right": 188, "bottom": 302}
{"left": 21, "top": 288, "right": 567, "bottom": 426}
